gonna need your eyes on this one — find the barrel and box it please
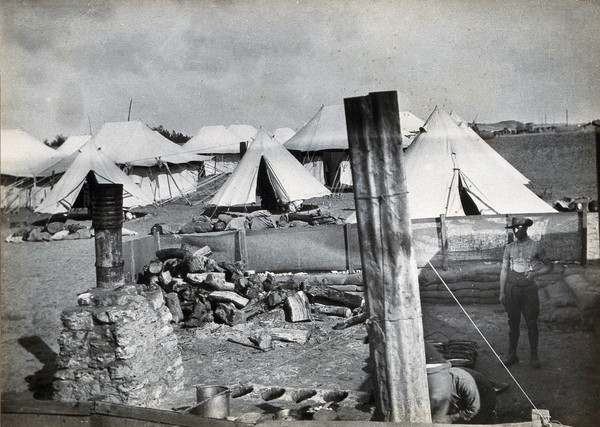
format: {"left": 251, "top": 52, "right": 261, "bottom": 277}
{"left": 92, "top": 184, "right": 123, "bottom": 229}
{"left": 190, "top": 385, "right": 231, "bottom": 419}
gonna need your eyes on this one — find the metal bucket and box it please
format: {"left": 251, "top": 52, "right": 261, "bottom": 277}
{"left": 190, "top": 385, "right": 231, "bottom": 419}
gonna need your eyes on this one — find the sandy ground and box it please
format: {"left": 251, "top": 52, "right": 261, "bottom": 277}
{"left": 1, "top": 194, "right": 599, "bottom": 426}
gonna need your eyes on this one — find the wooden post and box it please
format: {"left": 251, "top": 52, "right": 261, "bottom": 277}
{"left": 579, "top": 201, "right": 588, "bottom": 265}
{"left": 439, "top": 214, "right": 449, "bottom": 270}
{"left": 344, "top": 91, "right": 431, "bottom": 423}
{"left": 593, "top": 119, "right": 600, "bottom": 253}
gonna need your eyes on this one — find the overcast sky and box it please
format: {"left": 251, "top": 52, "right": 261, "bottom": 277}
{"left": 1, "top": 0, "right": 599, "bottom": 142}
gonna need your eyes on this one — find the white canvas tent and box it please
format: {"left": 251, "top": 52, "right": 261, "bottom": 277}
{"left": 184, "top": 125, "right": 245, "bottom": 175}
{"left": 228, "top": 124, "right": 258, "bottom": 142}
{"left": 403, "top": 107, "right": 555, "bottom": 219}
{"left": 1, "top": 129, "right": 66, "bottom": 210}
{"left": 209, "top": 129, "right": 331, "bottom": 207}
{"left": 57, "top": 135, "right": 92, "bottom": 155}
{"left": 35, "top": 142, "right": 154, "bottom": 214}
{"left": 90, "top": 121, "right": 210, "bottom": 202}
{"left": 284, "top": 104, "right": 423, "bottom": 187}
{"left": 449, "top": 111, "right": 530, "bottom": 185}
{"left": 274, "top": 127, "right": 296, "bottom": 144}
{"left": 1, "top": 129, "right": 65, "bottom": 178}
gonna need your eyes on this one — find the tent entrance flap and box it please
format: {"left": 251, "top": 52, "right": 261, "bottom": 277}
{"left": 458, "top": 174, "right": 481, "bottom": 215}
{"left": 257, "top": 157, "right": 278, "bottom": 210}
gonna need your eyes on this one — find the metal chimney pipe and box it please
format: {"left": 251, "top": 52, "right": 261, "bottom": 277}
{"left": 91, "top": 183, "right": 124, "bottom": 289}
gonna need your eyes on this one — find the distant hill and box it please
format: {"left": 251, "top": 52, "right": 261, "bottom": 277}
{"left": 477, "top": 120, "right": 524, "bottom": 132}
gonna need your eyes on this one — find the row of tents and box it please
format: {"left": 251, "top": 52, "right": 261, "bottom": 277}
{"left": 1, "top": 103, "right": 555, "bottom": 219}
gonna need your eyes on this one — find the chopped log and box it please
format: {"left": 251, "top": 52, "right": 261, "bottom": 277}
{"left": 156, "top": 248, "right": 189, "bottom": 261}
{"left": 208, "top": 291, "right": 249, "bottom": 308}
{"left": 156, "top": 247, "right": 206, "bottom": 274}
{"left": 249, "top": 333, "right": 272, "bottom": 350}
{"left": 159, "top": 270, "right": 173, "bottom": 287}
{"left": 186, "top": 272, "right": 224, "bottom": 284}
{"left": 304, "top": 284, "right": 363, "bottom": 308}
{"left": 267, "top": 290, "right": 287, "bottom": 308}
{"left": 268, "top": 328, "right": 311, "bottom": 344}
{"left": 329, "top": 285, "right": 364, "bottom": 292}
{"left": 165, "top": 293, "right": 184, "bottom": 323}
{"left": 215, "top": 302, "right": 247, "bottom": 326}
{"left": 332, "top": 312, "right": 368, "bottom": 330}
{"left": 284, "top": 291, "right": 312, "bottom": 322}
{"left": 148, "top": 275, "right": 160, "bottom": 287}
{"left": 148, "top": 260, "right": 164, "bottom": 275}
{"left": 187, "top": 272, "right": 234, "bottom": 291}
{"left": 312, "top": 303, "right": 352, "bottom": 318}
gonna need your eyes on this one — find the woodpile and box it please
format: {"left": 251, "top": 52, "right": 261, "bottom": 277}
{"left": 138, "top": 248, "right": 365, "bottom": 329}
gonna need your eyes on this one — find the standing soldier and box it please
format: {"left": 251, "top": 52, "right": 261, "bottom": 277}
{"left": 499, "top": 217, "right": 552, "bottom": 369}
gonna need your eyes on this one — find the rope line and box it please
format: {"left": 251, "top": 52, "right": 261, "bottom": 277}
{"left": 425, "top": 259, "right": 551, "bottom": 426}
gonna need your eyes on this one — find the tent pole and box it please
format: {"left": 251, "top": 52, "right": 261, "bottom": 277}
{"left": 165, "top": 164, "right": 192, "bottom": 205}
{"left": 344, "top": 91, "right": 430, "bottom": 422}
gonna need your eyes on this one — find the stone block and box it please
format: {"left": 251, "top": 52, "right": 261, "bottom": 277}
{"left": 78, "top": 292, "right": 93, "bottom": 306}
{"left": 108, "top": 361, "right": 134, "bottom": 380}
{"left": 61, "top": 307, "right": 94, "bottom": 331}
{"left": 115, "top": 344, "right": 138, "bottom": 360}
{"left": 106, "top": 306, "right": 136, "bottom": 323}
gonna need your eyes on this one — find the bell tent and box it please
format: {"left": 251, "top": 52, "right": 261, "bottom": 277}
{"left": 209, "top": 129, "right": 331, "bottom": 208}
{"left": 90, "top": 121, "right": 209, "bottom": 202}
{"left": 35, "top": 142, "right": 154, "bottom": 214}
{"left": 184, "top": 125, "right": 245, "bottom": 175}
{"left": 403, "top": 107, "right": 555, "bottom": 219}
{"left": 284, "top": 104, "right": 423, "bottom": 188}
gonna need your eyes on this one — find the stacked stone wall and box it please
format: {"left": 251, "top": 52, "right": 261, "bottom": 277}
{"left": 54, "top": 285, "right": 183, "bottom": 408}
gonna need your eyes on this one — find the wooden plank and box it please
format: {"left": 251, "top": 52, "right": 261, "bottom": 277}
{"left": 345, "top": 91, "right": 430, "bottom": 422}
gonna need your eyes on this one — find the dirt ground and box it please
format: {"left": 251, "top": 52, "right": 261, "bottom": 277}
{"left": 1, "top": 193, "right": 599, "bottom": 426}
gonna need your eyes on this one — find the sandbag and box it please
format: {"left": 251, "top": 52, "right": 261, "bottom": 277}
{"left": 545, "top": 280, "right": 578, "bottom": 307}
{"left": 46, "top": 221, "right": 66, "bottom": 234}
{"left": 564, "top": 274, "right": 600, "bottom": 312}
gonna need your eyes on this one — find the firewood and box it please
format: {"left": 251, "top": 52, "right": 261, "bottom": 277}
{"left": 165, "top": 293, "right": 184, "bottom": 322}
{"left": 148, "top": 260, "right": 164, "bottom": 275}
{"left": 208, "top": 291, "right": 249, "bottom": 308}
{"left": 159, "top": 270, "right": 173, "bottom": 287}
{"left": 268, "top": 328, "right": 311, "bottom": 344}
{"left": 284, "top": 291, "right": 312, "bottom": 322}
{"left": 156, "top": 248, "right": 189, "bottom": 261}
{"left": 156, "top": 248, "right": 205, "bottom": 274}
{"left": 312, "top": 303, "right": 352, "bottom": 318}
{"left": 332, "top": 312, "right": 368, "bottom": 330}
{"left": 148, "top": 275, "right": 160, "bottom": 287}
{"left": 304, "top": 284, "right": 364, "bottom": 308}
{"left": 214, "top": 303, "right": 247, "bottom": 326}
{"left": 267, "top": 290, "right": 287, "bottom": 308}
{"left": 249, "top": 333, "right": 272, "bottom": 350}
{"left": 186, "top": 272, "right": 233, "bottom": 291}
